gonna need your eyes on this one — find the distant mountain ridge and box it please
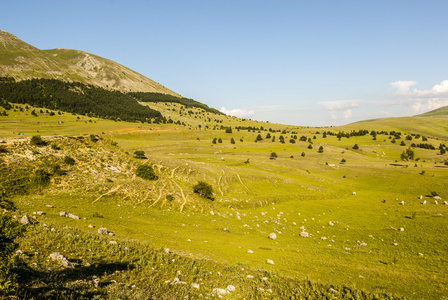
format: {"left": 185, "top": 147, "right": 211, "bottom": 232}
{"left": 0, "top": 30, "right": 179, "bottom": 96}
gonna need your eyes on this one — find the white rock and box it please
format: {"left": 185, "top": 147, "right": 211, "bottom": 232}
{"left": 399, "top": 228, "right": 404, "bottom": 231}
{"left": 20, "top": 215, "right": 31, "bottom": 225}
{"left": 226, "top": 285, "right": 236, "bottom": 292}
{"left": 359, "top": 242, "right": 367, "bottom": 247}
{"left": 434, "top": 196, "right": 442, "bottom": 200}
{"left": 191, "top": 283, "right": 200, "bottom": 289}
{"left": 98, "top": 228, "right": 108, "bottom": 235}
{"left": 266, "top": 259, "right": 274, "bottom": 265}
{"left": 59, "top": 211, "right": 67, "bottom": 217}
{"left": 212, "top": 288, "right": 228, "bottom": 295}
{"left": 300, "top": 232, "right": 309, "bottom": 238}
{"left": 68, "top": 213, "right": 79, "bottom": 220}
{"left": 247, "top": 275, "right": 254, "bottom": 279}
{"left": 328, "top": 221, "right": 334, "bottom": 226}
{"left": 268, "top": 233, "right": 277, "bottom": 240}
{"left": 109, "top": 241, "right": 117, "bottom": 245}
{"left": 247, "top": 249, "right": 254, "bottom": 254}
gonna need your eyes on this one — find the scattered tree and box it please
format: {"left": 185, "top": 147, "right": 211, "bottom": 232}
{"left": 134, "top": 150, "right": 147, "bottom": 159}
{"left": 193, "top": 181, "right": 214, "bottom": 200}
{"left": 270, "top": 152, "right": 278, "bottom": 160}
{"left": 136, "top": 165, "right": 158, "bottom": 180}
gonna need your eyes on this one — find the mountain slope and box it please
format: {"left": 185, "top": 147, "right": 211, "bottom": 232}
{"left": 0, "top": 30, "right": 179, "bottom": 96}
{"left": 416, "top": 105, "right": 448, "bottom": 117}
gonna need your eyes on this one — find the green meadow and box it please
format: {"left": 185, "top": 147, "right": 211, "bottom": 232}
{"left": 1, "top": 104, "right": 448, "bottom": 299}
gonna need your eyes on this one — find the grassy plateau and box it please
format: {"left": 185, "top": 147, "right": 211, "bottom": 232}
{"left": 1, "top": 103, "right": 448, "bottom": 299}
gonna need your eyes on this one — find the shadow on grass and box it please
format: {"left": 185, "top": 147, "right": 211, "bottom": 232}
{"left": 13, "top": 261, "right": 134, "bottom": 299}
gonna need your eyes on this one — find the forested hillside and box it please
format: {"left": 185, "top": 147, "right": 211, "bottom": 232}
{"left": 0, "top": 78, "right": 165, "bottom": 123}
{"left": 129, "top": 92, "right": 223, "bottom": 115}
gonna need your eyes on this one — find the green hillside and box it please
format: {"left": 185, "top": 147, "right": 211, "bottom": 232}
{"left": 417, "top": 105, "right": 448, "bottom": 117}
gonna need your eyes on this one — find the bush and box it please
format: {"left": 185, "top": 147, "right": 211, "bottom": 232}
{"left": 270, "top": 152, "right": 278, "bottom": 160}
{"left": 193, "top": 181, "right": 214, "bottom": 200}
{"left": 352, "top": 144, "right": 359, "bottom": 150}
{"left": 0, "top": 214, "right": 25, "bottom": 294}
{"left": 30, "top": 135, "right": 46, "bottom": 146}
{"left": 134, "top": 150, "right": 146, "bottom": 159}
{"left": 136, "top": 165, "right": 158, "bottom": 181}
{"left": 32, "top": 169, "right": 51, "bottom": 186}
{"left": 62, "top": 155, "right": 75, "bottom": 165}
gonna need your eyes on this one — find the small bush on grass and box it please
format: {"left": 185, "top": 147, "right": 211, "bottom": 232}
{"left": 30, "top": 135, "right": 46, "bottom": 147}
{"left": 134, "top": 150, "right": 147, "bottom": 159}
{"left": 32, "top": 169, "right": 51, "bottom": 187}
{"left": 193, "top": 181, "right": 214, "bottom": 200}
{"left": 136, "top": 165, "right": 158, "bottom": 181}
{"left": 62, "top": 155, "right": 75, "bottom": 165}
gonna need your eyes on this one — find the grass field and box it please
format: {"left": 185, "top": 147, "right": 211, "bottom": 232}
{"left": 1, "top": 104, "right": 448, "bottom": 299}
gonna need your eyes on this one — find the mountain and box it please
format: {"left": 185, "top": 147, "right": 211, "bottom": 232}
{"left": 416, "top": 105, "right": 448, "bottom": 117}
{"left": 0, "top": 30, "right": 179, "bottom": 96}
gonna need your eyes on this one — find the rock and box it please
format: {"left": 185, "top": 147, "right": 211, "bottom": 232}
{"left": 247, "top": 275, "right": 254, "bottom": 279}
{"left": 20, "top": 215, "right": 31, "bottom": 225}
{"left": 68, "top": 213, "right": 79, "bottom": 220}
{"left": 212, "top": 288, "right": 228, "bottom": 296}
{"left": 268, "top": 232, "right": 277, "bottom": 240}
{"left": 359, "top": 242, "right": 367, "bottom": 247}
{"left": 59, "top": 211, "right": 68, "bottom": 217}
{"left": 49, "top": 252, "right": 74, "bottom": 268}
{"left": 393, "top": 243, "right": 398, "bottom": 246}
{"left": 109, "top": 241, "right": 117, "bottom": 245}
{"left": 164, "top": 248, "right": 170, "bottom": 253}
{"left": 329, "top": 288, "right": 337, "bottom": 293}
{"left": 88, "top": 224, "right": 95, "bottom": 228}
{"left": 444, "top": 201, "right": 448, "bottom": 205}
{"left": 434, "top": 196, "right": 442, "bottom": 200}
{"left": 247, "top": 249, "right": 254, "bottom": 254}
{"left": 226, "top": 285, "right": 236, "bottom": 292}
{"left": 46, "top": 204, "right": 55, "bottom": 208}
{"left": 222, "top": 227, "right": 231, "bottom": 233}
{"left": 418, "top": 253, "right": 424, "bottom": 256}
{"left": 92, "top": 278, "right": 100, "bottom": 288}
{"left": 328, "top": 221, "right": 334, "bottom": 226}
{"left": 266, "top": 259, "right": 274, "bottom": 265}
{"left": 108, "top": 232, "right": 115, "bottom": 236}
{"left": 399, "top": 228, "right": 404, "bottom": 231}
{"left": 191, "top": 283, "right": 200, "bottom": 289}
{"left": 300, "top": 231, "right": 309, "bottom": 238}
{"left": 98, "top": 228, "right": 109, "bottom": 235}
{"left": 399, "top": 201, "right": 404, "bottom": 205}
{"left": 15, "top": 250, "right": 23, "bottom": 256}
{"left": 36, "top": 211, "right": 45, "bottom": 216}
{"left": 434, "top": 213, "right": 443, "bottom": 217}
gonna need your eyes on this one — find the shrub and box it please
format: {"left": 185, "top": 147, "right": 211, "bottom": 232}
{"left": 30, "top": 135, "right": 46, "bottom": 146}
{"left": 0, "top": 145, "right": 8, "bottom": 153}
{"left": 230, "top": 138, "right": 235, "bottom": 144}
{"left": 136, "top": 165, "right": 158, "bottom": 181}
{"left": 318, "top": 146, "right": 324, "bottom": 153}
{"left": 63, "top": 155, "right": 75, "bottom": 165}
{"left": 193, "top": 181, "right": 214, "bottom": 200}
{"left": 301, "top": 152, "right": 305, "bottom": 157}
{"left": 166, "top": 195, "right": 174, "bottom": 201}
{"left": 90, "top": 134, "right": 98, "bottom": 142}
{"left": 352, "top": 144, "right": 359, "bottom": 150}
{"left": 270, "top": 152, "right": 278, "bottom": 160}
{"left": 134, "top": 150, "right": 146, "bottom": 159}
{"left": 0, "top": 214, "right": 25, "bottom": 294}
{"left": 401, "top": 147, "right": 415, "bottom": 161}
{"left": 32, "top": 169, "right": 51, "bottom": 186}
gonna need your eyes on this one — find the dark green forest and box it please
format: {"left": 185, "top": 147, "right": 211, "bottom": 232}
{"left": 128, "top": 92, "right": 223, "bottom": 115}
{"left": 0, "top": 78, "right": 165, "bottom": 123}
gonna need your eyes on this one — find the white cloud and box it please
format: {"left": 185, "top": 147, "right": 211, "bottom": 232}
{"left": 390, "top": 81, "right": 417, "bottom": 95}
{"left": 220, "top": 107, "right": 255, "bottom": 118}
{"left": 390, "top": 79, "right": 448, "bottom": 114}
{"left": 319, "top": 99, "right": 359, "bottom": 111}
{"left": 343, "top": 109, "right": 352, "bottom": 119}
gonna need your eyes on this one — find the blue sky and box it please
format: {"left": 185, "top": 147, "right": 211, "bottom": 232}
{"left": 2, "top": 0, "right": 448, "bottom": 126}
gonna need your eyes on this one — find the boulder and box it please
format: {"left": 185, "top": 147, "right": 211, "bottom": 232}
{"left": 98, "top": 228, "right": 109, "bottom": 235}
{"left": 268, "top": 233, "right": 277, "bottom": 240}
{"left": 49, "top": 252, "right": 74, "bottom": 268}
{"left": 20, "top": 215, "right": 31, "bottom": 225}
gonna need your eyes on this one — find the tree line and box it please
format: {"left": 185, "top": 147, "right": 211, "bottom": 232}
{"left": 128, "top": 92, "right": 223, "bottom": 115}
{"left": 0, "top": 78, "right": 165, "bottom": 123}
